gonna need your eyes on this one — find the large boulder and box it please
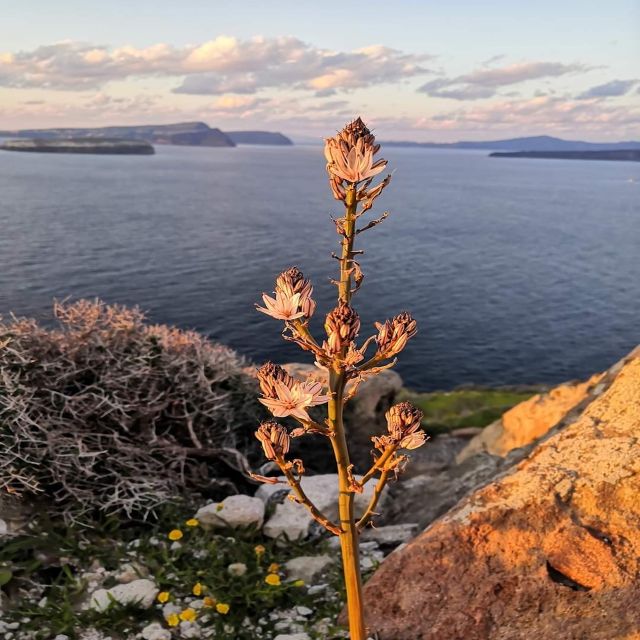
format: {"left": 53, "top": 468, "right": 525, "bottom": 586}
{"left": 362, "top": 347, "right": 640, "bottom": 640}
{"left": 457, "top": 373, "right": 604, "bottom": 462}
{"left": 384, "top": 451, "right": 505, "bottom": 529}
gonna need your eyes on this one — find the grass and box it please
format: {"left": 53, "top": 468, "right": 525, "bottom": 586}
{"left": 399, "top": 387, "right": 538, "bottom": 435}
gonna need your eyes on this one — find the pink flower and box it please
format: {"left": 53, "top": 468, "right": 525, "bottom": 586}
{"left": 325, "top": 136, "right": 387, "bottom": 184}
{"left": 259, "top": 379, "right": 328, "bottom": 422}
{"left": 297, "top": 379, "right": 330, "bottom": 406}
{"left": 256, "top": 291, "right": 306, "bottom": 321}
{"left": 275, "top": 267, "right": 316, "bottom": 319}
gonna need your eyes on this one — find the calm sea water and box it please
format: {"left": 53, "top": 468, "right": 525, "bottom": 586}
{"left": 1, "top": 144, "right": 639, "bottom": 390}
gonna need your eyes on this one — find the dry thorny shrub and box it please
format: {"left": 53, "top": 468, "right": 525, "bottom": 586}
{"left": 0, "top": 299, "right": 263, "bottom": 523}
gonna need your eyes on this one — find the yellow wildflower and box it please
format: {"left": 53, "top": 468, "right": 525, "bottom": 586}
{"left": 157, "top": 591, "right": 170, "bottom": 603}
{"left": 265, "top": 573, "right": 281, "bottom": 586}
{"left": 268, "top": 562, "right": 279, "bottom": 573}
{"left": 293, "top": 579, "right": 305, "bottom": 587}
{"left": 203, "top": 596, "right": 216, "bottom": 607}
{"left": 168, "top": 529, "right": 183, "bottom": 541}
{"left": 179, "top": 608, "right": 197, "bottom": 622}
{"left": 216, "top": 602, "right": 230, "bottom": 615}
{"left": 192, "top": 582, "right": 204, "bottom": 596}
{"left": 254, "top": 544, "right": 266, "bottom": 557}
{"left": 166, "top": 613, "right": 179, "bottom": 627}
{"left": 185, "top": 518, "right": 199, "bottom": 527}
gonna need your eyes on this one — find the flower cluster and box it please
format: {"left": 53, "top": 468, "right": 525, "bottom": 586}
{"left": 374, "top": 312, "right": 418, "bottom": 360}
{"left": 324, "top": 302, "right": 361, "bottom": 357}
{"left": 324, "top": 117, "right": 388, "bottom": 201}
{"left": 256, "top": 267, "right": 316, "bottom": 322}
{"left": 256, "top": 362, "right": 329, "bottom": 423}
{"left": 382, "top": 401, "right": 427, "bottom": 450}
{"left": 255, "top": 421, "right": 290, "bottom": 461}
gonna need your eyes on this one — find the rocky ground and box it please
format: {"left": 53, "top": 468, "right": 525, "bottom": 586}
{"left": 2, "top": 347, "right": 637, "bottom": 640}
{"left": 364, "top": 346, "right": 640, "bottom": 639}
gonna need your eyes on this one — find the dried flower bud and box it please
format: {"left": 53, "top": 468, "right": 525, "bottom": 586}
{"left": 375, "top": 312, "right": 418, "bottom": 359}
{"left": 257, "top": 362, "right": 295, "bottom": 398}
{"left": 386, "top": 401, "right": 424, "bottom": 443}
{"left": 255, "top": 421, "right": 290, "bottom": 460}
{"left": 399, "top": 431, "right": 427, "bottom": 450}
{"left": 338, "top": 117, "right": 376, "bottom": 147}
{"left": 324, "top": 302, "right": 361, "bottom": 355}
{"left": 324, "top": 117, "right": 387, "bottom": 196}
{"left": 275, "top": 267, "right": 316, "bottom": 318}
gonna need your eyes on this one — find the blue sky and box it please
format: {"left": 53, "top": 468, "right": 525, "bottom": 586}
{"left": 1, "top": 1, "right": 638, "bottom": 140}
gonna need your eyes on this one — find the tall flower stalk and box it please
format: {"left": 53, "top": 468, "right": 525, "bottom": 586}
{"left": 252, "top": 118, "right": 427, "bottom": 639}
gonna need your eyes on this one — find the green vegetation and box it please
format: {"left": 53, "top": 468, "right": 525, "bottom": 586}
{"left": 400, "top": 387, "right": 538, "bottom": 435}
{"left": 0, "top": 506, "right": 354, "bottom": 639}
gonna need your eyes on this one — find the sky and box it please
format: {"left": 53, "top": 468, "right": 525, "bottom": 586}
{"left": 0, "top": 1, "right": 639, "bottom": 141}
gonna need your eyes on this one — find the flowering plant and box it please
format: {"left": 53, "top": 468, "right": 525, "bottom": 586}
{"left": 253, "top": 118, "right": 427, "bottom": 639}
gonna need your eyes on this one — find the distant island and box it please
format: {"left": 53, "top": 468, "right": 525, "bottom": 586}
{"left": 226, "top": 131, "right": 293, "bottom": 145}
{"left": 0, "top": 138, "right": 155, "bottom": 155}
{"left": 0, "top": 122, "right": 293, "bottom": 148}
{"left": 382, "top": 135, "right": 640, "bottom": 152}
{"left": 489, "top": 150, "right": 640, "bottom": 162}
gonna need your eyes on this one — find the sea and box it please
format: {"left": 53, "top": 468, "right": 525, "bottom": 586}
{"left": 1, "top": 143, "right": 639, "bottom": 391}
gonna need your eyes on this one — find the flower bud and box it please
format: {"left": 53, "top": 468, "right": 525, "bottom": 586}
{"left": 324, "top": 302, "right": 360, "bottom": 355}
{"left": 338, "top": 117, "right": 376, "bottom": 147}
{"left": 386, "top": 401, "right": 424, "bottom": 442}
{"left": 255, "top": 421, "right": 290, "bottom": 460}
{"left": 257, "top": 362, "right": 295, "bottom": 398}
{"left": 275, "top": 267, "right": 316, "bottom": 318}
{"left": 375, "top": 312, "right": 417, "bottom": 359}
{"left": 324, "top": 117, "right": 387, "bottom": 190}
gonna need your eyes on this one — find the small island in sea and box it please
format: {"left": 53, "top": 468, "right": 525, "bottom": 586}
{"left": 0, "top": 122, "right": 293, "bottom": 148}
{"left": 489, "top": 149, "right": 640, "bottom": 162}
{"left": 0, "top": 137, "right": 155, "bottom": 155}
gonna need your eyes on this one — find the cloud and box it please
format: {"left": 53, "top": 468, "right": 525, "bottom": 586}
{"left": 0, "top": 37, "right": 432, "bottom": 95}
{"left": 419, "top": 61, "right": 592, "bottom": 100}
{"left": 578, "top": 79, "right": 639, "bottom": 99}
{"left": 211, "top": 95, "right": 265, "bottom": 111}
{"left": 416, "top": 96, "right": 640, "bottom": 134}
{"left": 419, "top": 78, "right": 494, "bottom": 100}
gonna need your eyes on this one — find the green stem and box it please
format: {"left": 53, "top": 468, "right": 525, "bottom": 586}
{"left": 329, "top": 370, "right": 366, "bottom": 640}
{"left": 338, "top": 188, "right": 358, "bottom": 303}
{"left": 329, "top": 184, "right": 366, "bottom": 639}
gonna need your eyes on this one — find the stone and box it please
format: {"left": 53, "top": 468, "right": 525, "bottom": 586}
{"left": 273, "top": 634, "right": 311, "bottom": 640}
{"left": 256, "top": 474, "right": 388, "bottom": 540}
{"left": 195, "top": 494, "right": 264, "bottom": 530}
{"left": 360, "top": 523, "right": 419, "bottom": 548}
{"left": 457, "top": 372, "right": 604, "bottom": 462}
{"left": 141, "top": 623, "right": 171, "bottom": 640}
{"left": 179, "top": 621, "right": 201, "bottom": 638}
{"left": 114, "top": 562, "right": 148, "bottom": 583}
{"left": 0, "top": 494, "right": 30, "bottom": 537}
{"left": 384, "top": 452, "right": 504, "bottom": 529}
{"left": 362, "top": 348, "right": 640, "bottom": 640}
{"left": 88, "top": 578, "right": 158, "bottom": 612}
{"left": 227, "top": 562, "right": 248, "bottom": 577}
{"left": 284, "top": 555, "right": 334, "bottom": 584}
